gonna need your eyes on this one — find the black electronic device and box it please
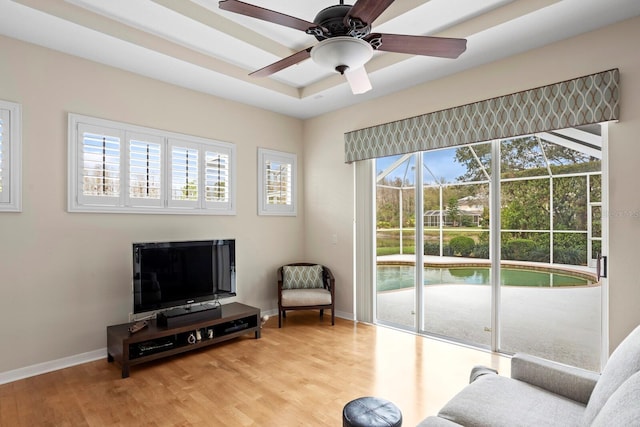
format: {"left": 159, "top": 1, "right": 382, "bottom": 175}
{"left": 224, "top": 320, "right": 249, "bottom": 334}
{"left": 131, "top": 339, "right": 175, "bottom": 358}
{"left": 156, "top": 304, "right": 222, "bottom": 328}
{"left": 132, "top": 239, "right": 236, "bottom": 315}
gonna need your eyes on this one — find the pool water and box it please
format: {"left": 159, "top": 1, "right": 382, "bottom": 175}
{"left": 376, "top": 265, "right": 594, "bottom": 292}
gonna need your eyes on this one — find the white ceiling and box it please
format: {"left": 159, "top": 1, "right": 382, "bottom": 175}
{"left": 1, "top": 0, "right": 639, "bottom": 119}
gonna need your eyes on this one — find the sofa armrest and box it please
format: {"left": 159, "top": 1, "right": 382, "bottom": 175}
{"left": 511, "top": 353, "right": 600, "bottom": 404}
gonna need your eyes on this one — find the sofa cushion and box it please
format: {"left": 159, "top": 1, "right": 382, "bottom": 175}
{"left": 417, "top": 416, "right": 462, "bottom": 426}
{"left": 437, "top": 374, "right": 585, "bottom": 427}
{"left": 582, "top": 325, "right": 640, "bottom": 425}
{"left": 281, "top": 288, "right": 331, "bottom": 307}
{"left": 591, "top": 371, "right": 640, "bottom": 427}
{"left": 282, "top": 265, "right": 324, "bottom": 289}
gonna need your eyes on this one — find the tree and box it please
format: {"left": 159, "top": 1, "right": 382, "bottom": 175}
{"left": 181, "top": 180, "right": 198, "bottom": 200}
{"left": 376, "top": 176, "right": 416, "bottom": 228}
{"left": 553, "top": 176, "right": 587, "bottom": 230}
{"left": 454, "top": 137, "right": 595, "bottom": 181}
{"left": 446, "top": 197, "right": 461, "bottom": 227}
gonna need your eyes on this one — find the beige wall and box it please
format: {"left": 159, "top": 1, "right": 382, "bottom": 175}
{"left": 0, "top": 36, "right": 304, "bottom": 373}
{"left": 2, "top": 14, "right": 640, "bottom": 376}
{"left": 303, "top": 16, "right": 640, "bottom": 353}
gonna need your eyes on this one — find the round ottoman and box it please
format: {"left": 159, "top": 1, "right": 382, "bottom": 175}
{"left": 342, "top": 396, "right": 402, "bottom": 427}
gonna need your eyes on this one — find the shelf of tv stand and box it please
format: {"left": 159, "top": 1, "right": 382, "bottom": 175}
{"left": 106, "top": 302, "right": 260, "bottom": 378}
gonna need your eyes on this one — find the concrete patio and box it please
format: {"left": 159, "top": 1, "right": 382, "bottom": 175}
{"left": 376, "top": 256, "right": 601, "bottom": 371}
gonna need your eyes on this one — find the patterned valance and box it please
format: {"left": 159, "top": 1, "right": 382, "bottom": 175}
{"left": 344, "top": 69, "right": 619, "bottom": 163}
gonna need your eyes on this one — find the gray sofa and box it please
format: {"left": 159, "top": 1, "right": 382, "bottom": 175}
{"left": 419, "top": 325, "right": 640, "bottom": 426}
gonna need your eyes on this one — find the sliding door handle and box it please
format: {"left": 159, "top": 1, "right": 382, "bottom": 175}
{"left": 596, "top": 253, "right": 607, "bottom": 280}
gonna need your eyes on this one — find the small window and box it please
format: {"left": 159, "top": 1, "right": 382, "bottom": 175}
{"left": 258, "top": 148, "right": 296, "bottom": 216}
{"left": 68, "top": 114, "right": 236, "bottom": 215}
{"left": 0, "top": 100, "right": 22, "bottom": 212}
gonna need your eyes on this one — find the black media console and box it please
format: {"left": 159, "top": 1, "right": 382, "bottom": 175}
{"left": 107, "top": 302, "right": 260, "bottom": 378}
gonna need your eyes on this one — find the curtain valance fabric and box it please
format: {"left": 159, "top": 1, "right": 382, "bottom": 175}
{"left": 344, "top": 69, "right": 619, "bottom": 163}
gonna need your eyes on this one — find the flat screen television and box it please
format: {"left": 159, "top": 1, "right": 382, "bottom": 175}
{"left": 132, "top": 239, "right": 236, "bottom": 314}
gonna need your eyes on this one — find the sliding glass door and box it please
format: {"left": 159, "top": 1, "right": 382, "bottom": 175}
{"left": 498, "top": 134, "right": 602, "bottom": 371}
{"left": 375, "top": 154, "right": 417, "bottom": 330}
{"left": 373, "top": 126, "right": 604, "bottom": 370}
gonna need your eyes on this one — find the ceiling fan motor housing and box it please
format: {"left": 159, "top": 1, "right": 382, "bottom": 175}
{"left": 310, "top": 4, "right": 370, "bottom": 40}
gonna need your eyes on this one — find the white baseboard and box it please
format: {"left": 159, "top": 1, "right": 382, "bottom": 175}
{"left": 0, "top": 348, "right": 106, "bottom": 385}
{"left": 0, "top": 310, "right": 355, "bottom": 385}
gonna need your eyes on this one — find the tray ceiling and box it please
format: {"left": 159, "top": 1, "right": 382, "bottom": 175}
{"left": 1, "top": 0, "right": 639, "bottom": 118}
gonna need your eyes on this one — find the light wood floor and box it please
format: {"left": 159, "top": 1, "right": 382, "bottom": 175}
{"left": 0, "top": 313, "right": 510, "bottom": 426}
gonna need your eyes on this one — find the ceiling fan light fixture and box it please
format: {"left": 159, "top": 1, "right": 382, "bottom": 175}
{"left": 310, "top": 36, "right": 373, "bottom": 74}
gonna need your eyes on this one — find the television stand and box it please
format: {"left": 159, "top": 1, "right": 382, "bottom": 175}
{"left": 107, "top": 302, "right": 260, "bottom": 378}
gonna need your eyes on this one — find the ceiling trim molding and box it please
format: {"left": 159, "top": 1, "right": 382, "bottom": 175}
{"left": 13, "top": 0, "right": 301, "bottom": 98}
{"left": 150, "top": 0, "right": 295, "bottom": 59}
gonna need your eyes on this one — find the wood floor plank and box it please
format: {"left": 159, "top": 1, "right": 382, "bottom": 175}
{"left": 0, "top": 313, "right": 509, "bottom": 426}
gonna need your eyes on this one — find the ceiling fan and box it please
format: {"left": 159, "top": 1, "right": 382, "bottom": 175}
{"left": 218, "top": 0, "right": 467, "bottom": 94}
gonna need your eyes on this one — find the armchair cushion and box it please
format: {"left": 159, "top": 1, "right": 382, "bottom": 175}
{"left": 282, "top": 264, "right": 324, "bottom": 289}
{"left": 281, "top": 288, "right": 332, "bottom": 307}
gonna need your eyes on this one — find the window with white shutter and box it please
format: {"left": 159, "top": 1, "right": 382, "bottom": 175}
{"left": 68, "top": 114, "right": 235, "bottom": 214}
{"left": 127, "top": 133, "right": 163, "bottom": 207}
{"left": 0, "top": 100, "right": 22, "bottom": 212}
{"left": 0, "top": 109, "right": 7, "bottom": 203}
{"left": 258, "top": 148, "right": 296, "bottom": 216}
{"left": 77, "top": 123, "right": 123, "bottom": 207}
{"left": 205, "top": 147, "right": 233, "bottom": 211}
{"left": 169, "top": 140, "right": 200, "bottom": 208}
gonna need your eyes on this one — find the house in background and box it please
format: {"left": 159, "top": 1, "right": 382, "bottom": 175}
{"left": 1, "top": 1, "right": 640, "bottom": 383}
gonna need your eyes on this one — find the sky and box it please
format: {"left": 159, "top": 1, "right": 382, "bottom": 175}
{"left": 376, "top": 147, "right": 468, "bottom": 185}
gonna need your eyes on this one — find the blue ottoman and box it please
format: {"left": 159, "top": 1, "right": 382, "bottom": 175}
{"left": 342, "top": 396, "right": 402, "bottom": 427}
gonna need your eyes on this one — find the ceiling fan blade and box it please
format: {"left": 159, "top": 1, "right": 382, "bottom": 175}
{"left": 219, "top": 0, "right": 318, "bottom": 32}
{"left": 346, "top": 0, "right": 395, "bottom": 26}
{"left": 249, "top": 48, "right": 312, "bottom": 78}
{"left": 344, "top": 66, "right": 372, "bottom": 95}
{"left": 367, "top": 33, "right": 467, "bottom": 59}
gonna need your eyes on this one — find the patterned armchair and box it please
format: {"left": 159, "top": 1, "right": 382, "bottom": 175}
{"left": 277, "top": 263, "right": 335, "bottom": 328}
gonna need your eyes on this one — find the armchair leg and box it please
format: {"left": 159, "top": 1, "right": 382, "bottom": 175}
{"left": 278, "top": 310, "right": 282, "bottom": 328}
{"left": 319, "top": 309, "right": 324, "bottom": 318}
{"left": 331, "top": 309, "right": 335, "bottom": 326}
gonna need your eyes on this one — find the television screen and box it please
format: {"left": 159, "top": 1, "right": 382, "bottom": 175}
{"left": 132, "top": 240, "right": 236, "bottom": 314}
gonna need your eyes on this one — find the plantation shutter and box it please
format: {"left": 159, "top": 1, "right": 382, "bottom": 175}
{"left": 258, "top": 148, "right": 296, "bottom": 216}
{"left": 266, "top": 159, "right": 292, "bottom": 206}
{"left": 204, "top": 148, "right": 232, "bottom": 211}
{"left": 126, "top": 132, "right": 163, "bottom": 208}
{"left": 168, "top": 139, "right": 200, "bottom": 209}
{"left": 76, "top": 123, "right": 123, "bottom": 206}
{"left": 0, "top": 108, "right": 8, "bottom": 203}
{"left": 344, "top": 69, "right": 620, "bottom": 162}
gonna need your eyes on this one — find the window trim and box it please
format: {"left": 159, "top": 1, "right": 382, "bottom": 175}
{"left": 0, "top": 100, "right": 22, "bottom": 212}
{"left": 257, "top": 147, "right": 297, "bottom": 216}
{"left": 68, "top": 113, "right": 236, "bottom": 215}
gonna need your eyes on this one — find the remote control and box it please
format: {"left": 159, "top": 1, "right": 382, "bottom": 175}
{"left": 128, "top": 320, "right": 148, "bottom": 334}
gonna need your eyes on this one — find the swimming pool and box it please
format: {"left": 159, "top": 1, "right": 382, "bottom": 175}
{"left": 376, "top": 265, "right": 597, "bottom": 292}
